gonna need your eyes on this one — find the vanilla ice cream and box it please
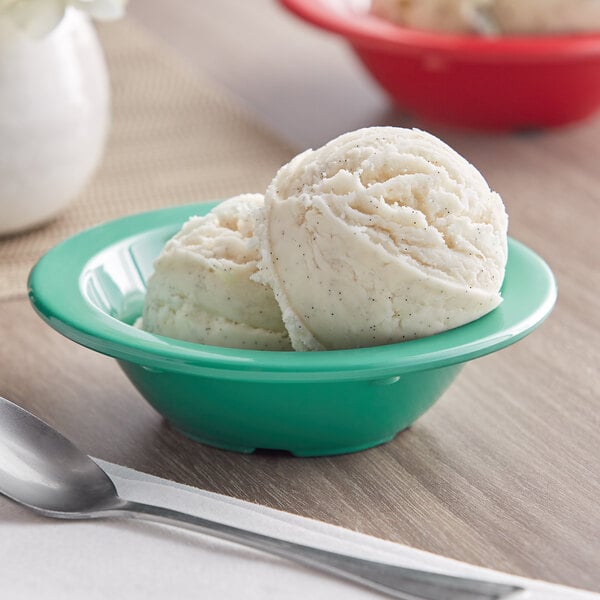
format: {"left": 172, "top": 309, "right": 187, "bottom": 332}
{"left": 370, "top": 0, "right": 600, "bottom": 35}
{"left": 141, "top": 194, "right": 291, "bottom": 351}
{"left": 371, "top": 0, "right": 496, "bottom": 35}
{"left": 255, "top": 127, "right": 508, "bottom": 351}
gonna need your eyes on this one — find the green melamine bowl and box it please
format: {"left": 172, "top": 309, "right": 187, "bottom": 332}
{"left": 28, "top": 202, "right": 557, "bottom": 456}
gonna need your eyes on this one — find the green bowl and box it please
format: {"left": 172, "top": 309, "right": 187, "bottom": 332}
{"left": 28, "top": 202, "right": 557, "bottom": 456}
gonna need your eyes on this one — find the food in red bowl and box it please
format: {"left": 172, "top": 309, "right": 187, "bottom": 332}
{"left": 280, "top": 0, "right": 600, "bottom": 130}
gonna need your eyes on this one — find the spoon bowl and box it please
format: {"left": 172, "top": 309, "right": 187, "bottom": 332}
{"left": 0, "top": 398, "right": 120, "bottom": 515}
{"left": 0, "top": 395, "right": 523, "bottom": 599}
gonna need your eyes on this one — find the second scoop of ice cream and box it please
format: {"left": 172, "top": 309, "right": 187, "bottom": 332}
{"left": 142, "top": 194, "right": 291, "bottom": 351}
{"left": 255, "top": 127, "right": 508, "bottom": 351}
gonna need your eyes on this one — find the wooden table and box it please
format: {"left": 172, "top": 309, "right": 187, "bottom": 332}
{"left": 2, "top": 0, "right": 599, "bottom": 593}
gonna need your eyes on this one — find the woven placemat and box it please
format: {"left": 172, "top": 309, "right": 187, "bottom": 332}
{"left": 0, "top": 18, "right": 293, "bottom": 301}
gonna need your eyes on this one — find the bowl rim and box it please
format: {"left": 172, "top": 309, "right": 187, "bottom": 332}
{"left": 279, "top": 0, "right": 600, "bottom": 60}
{"left": 28, "top": 201, "right": 557, "bottom": 383}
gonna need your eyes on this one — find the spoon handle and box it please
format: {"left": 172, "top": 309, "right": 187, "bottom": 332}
{"left": 118, "top": 500, "right": 522, "bottom": 600}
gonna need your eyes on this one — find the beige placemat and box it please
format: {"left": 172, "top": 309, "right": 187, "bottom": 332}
{"left": 0, "top": 18, "right": 293, "bottom": 301}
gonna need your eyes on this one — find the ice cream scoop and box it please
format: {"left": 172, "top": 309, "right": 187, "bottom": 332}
{"left": 370, "top": 0, "right": 600, "bottom": 36}
{"left": 255, "top": 127, "right": 508, "bottom": 351}
{"left": 141, "top": 194, "right": 291, "bottom": 351}
{"left": 371, "top": 0, "right": 497, "bottom": 35}
{"left": 491, "top": 0, "right": 600, "bottom": 35}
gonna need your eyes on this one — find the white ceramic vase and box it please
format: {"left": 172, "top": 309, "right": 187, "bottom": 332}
{"left": 0, "top": 10, "right": 109, "bottom": 236}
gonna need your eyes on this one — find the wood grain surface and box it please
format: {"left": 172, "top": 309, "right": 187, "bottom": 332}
{"left": 1, "top": 0, "right": 599, "bottom": 594}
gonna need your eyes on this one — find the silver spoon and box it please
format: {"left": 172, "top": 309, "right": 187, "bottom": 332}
{"left": 0, "top": 395, "right": 523, "bottom": 600}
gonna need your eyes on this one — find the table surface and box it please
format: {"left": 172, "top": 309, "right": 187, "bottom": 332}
{"left": 2, "top": 0, "right": 600, "bottom": 593}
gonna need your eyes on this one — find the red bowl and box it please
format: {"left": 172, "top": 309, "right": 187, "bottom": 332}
{"left": 280, "top": 0, "right": 600, "bottom": 130}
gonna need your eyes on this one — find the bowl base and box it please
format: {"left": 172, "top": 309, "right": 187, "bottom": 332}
{"left": 120, "top": 359, "right": 464, "bottom": 458}
{"left": 171, "top": 423, "right": 401, "bottom": 457}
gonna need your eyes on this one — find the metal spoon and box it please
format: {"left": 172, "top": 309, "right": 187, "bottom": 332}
{"left": 0, "top": 395, "right": 523, "bottom": 600}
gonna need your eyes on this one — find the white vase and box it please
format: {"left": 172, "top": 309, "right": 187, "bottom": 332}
{"left": 0, "top": 9, "right": 109, "bottom": 236}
